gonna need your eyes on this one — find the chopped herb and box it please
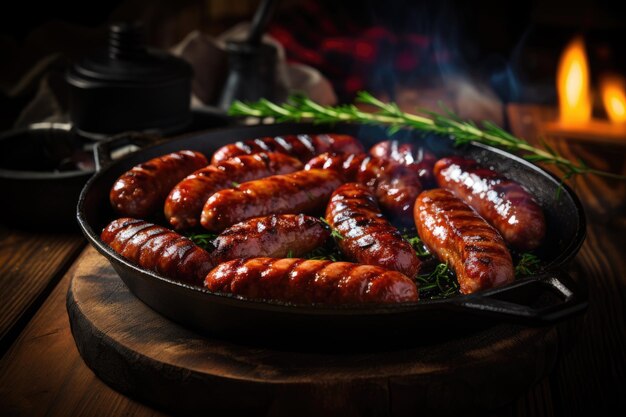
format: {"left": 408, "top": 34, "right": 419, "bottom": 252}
{"left": 301, "top": 245, "right": 341, "bottom": 261}
{"left": 231, "top": 181, "right": 240, "bottom": 187}
{"left": 286, "top": 249, "right": 294, "bottom": 258}
{"left": 515, "top": 252, "right": 542, "bottom": 277}
{"left": 402, "top": 233, "right": 430, "bottom": 257}
{"left": 186, "top": 232, "right": 218, "bottom": 250}
{"left": 319, "top": 217, "right": 344, "bottom": 240}
{"left": 416, "top": 263, "right": 460, "bottom": 299}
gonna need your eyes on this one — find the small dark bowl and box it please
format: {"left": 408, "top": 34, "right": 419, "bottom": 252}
{"left": 0, "top": 123, "right": 95, "bottom": 231}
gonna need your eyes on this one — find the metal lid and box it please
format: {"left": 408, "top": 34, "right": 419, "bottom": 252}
{"left": 67, "top": 22, "right": 192, "bottom": 87}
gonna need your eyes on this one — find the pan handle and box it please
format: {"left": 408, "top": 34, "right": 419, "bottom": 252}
{"left": 93, "top": 132, "right": 162, "bottom": 171}
{"left": 450, "top": 270, "right": 587, "bottom": 325}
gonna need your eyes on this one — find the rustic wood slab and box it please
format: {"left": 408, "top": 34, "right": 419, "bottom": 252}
{"left": 66, "top": 246, "right": 560, "bottom": 417}
{"left": 0, "top": 226, "right": 84, "bottom": 353}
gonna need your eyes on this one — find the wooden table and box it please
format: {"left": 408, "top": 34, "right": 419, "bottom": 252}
{"left": 0, "top": 110, "right": 625, "bottom": 416}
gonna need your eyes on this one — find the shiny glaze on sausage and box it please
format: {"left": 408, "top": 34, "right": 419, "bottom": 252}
{"left": 211, "top": 214, "right": 330, "bottom": 263}
{"left": 110, "top": 150, "right": 208, "bottom": 218}
{"left": 306, "top": 152, "right": 422, "bottom": 224}
{"left": 200, "top": 169, "right": 343, "bottom": 232}
{"left": 326, "top": 183, "right": 421, "bottom": 278}
{"left": 369, "top": 140, "right": 437, "bottom": 186}
{"left": 101, "top": 218, "right": 212, "bottom": 286}
{"left": 164, "top": 152, "right": 302, "bottom": 230}
{"left": 210, "top": 134, "right": 364, "bottom": 164}
{"left": 205, "top": 257, "right": 419, "bottom": 304}
{"left": 434, "top": 156, "right": 546, "bottom": 250}
{"left": 414, "top": 189, "right": 514, "bottom": 294}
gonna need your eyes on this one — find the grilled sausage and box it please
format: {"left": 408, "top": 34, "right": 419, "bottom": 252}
{"left": 201, "top": 169, "right": 343, "bottom": 231}
{"left": 205, "top": 258, "right": 418, "bottom": 304}
{"left": 211, "top": 214, "right": 330, "bottom": 263}
{"left": 434, "top": 157, "right": 546, "bottom": 250}
{"left": 365, "top": 163, "right": 423, "bottom": 223}
{"left": 305, "top": 152, "right": 366, "bottom": 181}
{"left": 370, "top": 140, "right": 437, "bottom": 186}
{"left": 307, "top": 152, "right": 422, "bottom": 224}
{"left": 326, "top": 183, "right": 421, "bottom": 278}
{"left": 110, "top": 150, "right": 208, "bottom": 218}
{"left": 210, "top": 134, "right": 364, "bottom": 164}
{"left": 101, "top": 218, "right": 212, "bottom": 286}
{"left": 414, "top": 189, "right": 514, "bottom": 294}
{"left": 165, "top": 153, "right": 303, "bottom": 230}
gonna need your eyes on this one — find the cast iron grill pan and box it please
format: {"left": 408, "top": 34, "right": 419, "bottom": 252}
{"left": 77, "top": 123, "right": 587, "bottom": 347}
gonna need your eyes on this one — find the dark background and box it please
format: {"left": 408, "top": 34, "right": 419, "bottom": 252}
{"left": 1, "top": 0, "right": 625, "bottom": 128}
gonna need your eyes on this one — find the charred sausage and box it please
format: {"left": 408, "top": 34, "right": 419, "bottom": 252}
{"left": 414, "top": 189, "right": 514, "bottom": 294}
{"left": 201, "top": 169, "right": 342, "bottom": 231}
{"left": 110, "top": 150, "right": 208, "bottom": 218}
{"left": 304, "top": 152, "right": 366, "bottom": 181}
{"left": 165, "top": 153, "right": 302, "bottom": 230}
{"left": 205, "top": 258, "right": 419, "bottom": 304}
{"left": 434, "top": 157, "right": 546, "bottom": 250}
{"left": 307, "top": 153, "right": 422, "bottom": 224}
{"left": 211, "top": 214, "right": 330, "bottom": 263}
{"left": 101, "top": 218, "right": 212, "bottom": 286}
{"left": 210, "top": 134, "right": 364, "bottom": 164}
{"left": 326, "top": 183, "right": 421, "bottom": 277}
{"left": 369, "top": 140, "right": 437, "bottom": 186}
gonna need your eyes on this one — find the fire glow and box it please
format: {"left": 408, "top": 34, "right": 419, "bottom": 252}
{"left": 601, "top": 76, "right": 626, "bottom": 124}
{"left": 557, "top": 37, "right": 591, "bottom": 124}
{"left": 547, "top": 36, "right": 626, "bottom": 142}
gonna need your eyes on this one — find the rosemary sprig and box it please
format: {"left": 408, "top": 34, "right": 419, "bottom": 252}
{"left": 229, "top": 92, "right": 626, "bottom": 181}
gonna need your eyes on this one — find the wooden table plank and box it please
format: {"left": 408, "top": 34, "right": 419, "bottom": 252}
{"left": 0, "top": 248, "right": 167, "bottom": 417}
{"left": 507, "top": 104, "right": 626, "bottom": 416}
{"left": 0, "top": 226, "right": 84, "bottom": 354}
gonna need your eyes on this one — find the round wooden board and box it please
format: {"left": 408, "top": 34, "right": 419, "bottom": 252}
{"left": 67, "top": 247, "right": 559, "bottom": 417}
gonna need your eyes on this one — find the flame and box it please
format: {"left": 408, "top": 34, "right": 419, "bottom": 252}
{"left": 557, "top": 37, "right": 592, "bottom": 124}
{"left": 600, "top": 76, "right": 626, "bottom": 123}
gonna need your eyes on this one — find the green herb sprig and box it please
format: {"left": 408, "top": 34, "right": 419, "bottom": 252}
{"left": 186, "top": 232, "right": 218, "bottom": 251}
{"left": 402, "top": 233, "right": 430, "bottom": 257}
{"left": 229, "top": 92, "right": 626, "bottom": 182}
{"left": 320, "top": 217, "right": 344, "bottom": 240}
{"left": 416, "top": 263, "right": 459, "bottom": 299}
{"left": 514, "top": 252, "right": 542, "bottom": 277}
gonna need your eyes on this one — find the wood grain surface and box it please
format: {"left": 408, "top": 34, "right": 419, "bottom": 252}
{"left": 0, "top": 226, "right": 84, "bottom": 353}
{"left": 0, "top": 252, "right": 168, "bottom": 417}
{"left": 64, "top": 246, "right": 559, "bottom": 417}
{"left": 507, "top": 104, "right": 626, "bottom": 416}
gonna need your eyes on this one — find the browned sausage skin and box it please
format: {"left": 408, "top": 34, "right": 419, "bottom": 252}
{"left": 326, "top": 183, "right": 421, "bottom": 278}
{"left": 110, "top": 150, "right": 208, "bottom": 218}
{"left": 211, "top": 214, "right": 330, "bottom": 263}
{"left": 304, "top": 152, "right": 366, "bottom": 181}
{"left": 414, "top": 189, "right": 514, "bottom": 294}
{"left": 434, "top": 157, "right": 546, "bottom": 250}
{"left": 369, "top": 140, "right": 437, "bottom": 186}
{"left": 164, "top": 153, "right": 302, "bottom": 230}
{"left": 210, "top": 134, "right": 364, "bottom": 164}
{"left": 306, "top": 152, "right": 422, "bottom": 224}
{"left": 201, "top": 169, "right": 343, "bottom": 232}
{"left": 101, "top": 218, "right": 212, "bottom": 286}
{"left": 205, "top": 258, "right": 419, "bottom": 304}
